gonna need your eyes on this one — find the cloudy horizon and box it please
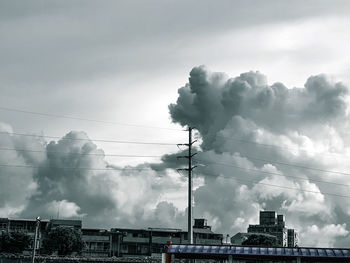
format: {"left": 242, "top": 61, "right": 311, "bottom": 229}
{"left": 2, "top": 0, "right": 350, "bottom": 248}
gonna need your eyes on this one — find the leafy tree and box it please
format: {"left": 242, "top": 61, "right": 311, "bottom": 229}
{"left": 0, "top": 231, "right": 32, "bottom": 253}
{"left": 42, "top": 227, "right": 84, "bottom": 256}
{"left": 242, "top": 234, "right": 277, "bottom": 247}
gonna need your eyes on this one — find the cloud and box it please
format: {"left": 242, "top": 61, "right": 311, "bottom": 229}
{"left": 0, "top": 124, "right": 44, "bottom": 217}
{"left": 168, "top": 66, "right": 350, "bottom": 246}
{"left": 0, "top": 127, "right": 187, "bottom": 230}
{"left": 301, "top": 224, "right": 349, "bottom": 247}
{"left": 44, "top": 200, "right": 84, "bottom": 218}
{"left": 2, "top": 66, "right": 350, "bottom": 247}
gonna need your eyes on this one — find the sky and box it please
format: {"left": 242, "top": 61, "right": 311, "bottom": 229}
{"left": 1, "top": 0, "right": 350, "bottom": 247}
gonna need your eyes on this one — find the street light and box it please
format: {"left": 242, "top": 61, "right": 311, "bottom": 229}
{"left": 226, "top": 234, "right": 230, "bottom": 244}
{"left": 31, "top": 217, "right": 41, "bottom": 263}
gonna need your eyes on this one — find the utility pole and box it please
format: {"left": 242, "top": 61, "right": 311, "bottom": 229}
{"left": 177, "top": 127, "right": 197, "bottom": 244}
{"left": 32, "top": 217, "right": 41, "bottom": 263}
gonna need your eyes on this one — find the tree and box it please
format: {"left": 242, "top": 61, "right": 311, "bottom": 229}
{"left": 0, "top": 231, "right": 32, "bottom": 253}
{"left": 242, "top": 234, "right": 277, "bottom": 247}
{"left": 42, "top": 227, "right": 84, "bottom": 256}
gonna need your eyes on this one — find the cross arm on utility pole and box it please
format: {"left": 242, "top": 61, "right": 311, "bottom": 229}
{"left": 177, "top": 165, "right": 197, "bottom": 172}
{"left": 177, "top": 153, "right": 197, "bottom": 160}
{"left": 177, "top": 127, "right": 197, "bottom": 244}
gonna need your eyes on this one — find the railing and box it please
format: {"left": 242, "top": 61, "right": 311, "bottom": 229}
{"left": 0, "top": 253, "right": 161, "bottom": 263}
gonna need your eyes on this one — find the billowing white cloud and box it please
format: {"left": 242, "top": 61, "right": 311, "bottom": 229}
{"left": 302, "top": 224, "right": 349, "bottom": 247}
{"left": 44, "top": 200, "right": 84, "bottom": 218}
{"left": 2, "top": 66, "right": 350, "bottom": 247}
{"left": 168, "top": 66, "right": 350, "bottom": 247}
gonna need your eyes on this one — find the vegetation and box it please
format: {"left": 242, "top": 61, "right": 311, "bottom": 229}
{"left": 0, "top": 231, "right": 32, "bottom": 253}
{"left": 42, "top": 227, "right": 84, "bottom": 256}
{"left": 242, "top": 234, "right": 277, "bottom": 247}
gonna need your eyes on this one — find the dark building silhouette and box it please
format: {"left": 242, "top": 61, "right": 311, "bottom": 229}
{"left": 247, "top": 211, "right": 298, "bottom": 247}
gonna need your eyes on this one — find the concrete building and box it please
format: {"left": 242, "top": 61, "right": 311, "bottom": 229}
{"left": 247, "top": 211, "right": 298, "bottom": 247}
{"left": 0, "top": 217, "right": 222, "bottom": 258}
{"left": 287, "top": 228, "right": 298, "bottom": 247}
{"left": 0, "top": 217, "right": 50, "bottom": 252}
{"left": 48, "top": 219, "right": 82, "bottom": 230}
{"left": 81, "top": 228, "right": 124, "bottom": 258}
{"left": 111, "top": 219, "right": 223, "bottom": 257}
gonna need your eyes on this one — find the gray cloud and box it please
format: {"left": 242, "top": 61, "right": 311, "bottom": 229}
{"left": 2, "top": 65, "right": 350, "bottom": 247}
{"left": 169, "top": 66, "right": 350, "bottom": 246}
{"left": 1, "top": 0, "right": 350, "bottom": 89}
{"left": 0, "top": 127, "right": 187, "bottom": 230}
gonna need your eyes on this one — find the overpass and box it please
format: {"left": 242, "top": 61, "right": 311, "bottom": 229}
{"left": 165, "top": 244, "right": 350, "bottom": 262}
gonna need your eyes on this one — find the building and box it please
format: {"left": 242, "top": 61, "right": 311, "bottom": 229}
{"left": 48, "top": 219, "right": 82, "bottom": 230}
{"left": 0, "top": 217, "right": 51, "bottom": 252}
{"left": 193, "top": 218, "right": 223, "bottom": 245}
{"left": 287, "top": 228, "right": 298, "bottom": 247}
{"left": 0, "top": 217, "right": 222, "bottom": 258}
{"left": 247, "top": 211, "right": 298, "bottom": 247}
{"left": 111, "top": 219, "right": 223, "bottom": 257}
{"left": 81, "top": 228, "right": 124, "bottom": 258}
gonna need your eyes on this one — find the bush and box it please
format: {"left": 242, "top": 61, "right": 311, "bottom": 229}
{"left": 242, "top": 234, "right": 277, "bottom": 247}
{"left": 0, "top": 231, "right": 32, "bottom": 253}
{"left": 42, "top": 227, "right": 84, "bottom": 256}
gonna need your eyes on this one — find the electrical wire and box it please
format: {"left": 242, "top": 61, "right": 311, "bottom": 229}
{"left": 0, "top": 163, "right": 152, "bottom": 171}
{"left": 215, "top": 135, "right": 349, "bottom": 159}
{"left": 0, "top": 131, "right": 177, "bottom": 146}
{"left": 195, "top": 158, "right": 350, "bottom": 187}
{"left": 195, "top": 151, "right": 350, "bottom": 176}
{"left": 0, "top": 106, "right": 184, "bottom": 131}
{"left": 194, "top": 170, "right": 350, "bottom": 200}
{"left": 0, "top": 147, "right": 163, "bottom": 158}
{"left": 236, "top": 154, "right": 350, "bottom": 176}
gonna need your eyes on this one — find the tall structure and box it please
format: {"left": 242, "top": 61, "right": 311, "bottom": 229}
{"left": 247, "top": 211, "right": 298, "bottom": 247}
{"left": 288, "top": 228, "right": 298, "bottom": 247}
{"left": 177, "top": 127, "right": 197, "bottom": 244}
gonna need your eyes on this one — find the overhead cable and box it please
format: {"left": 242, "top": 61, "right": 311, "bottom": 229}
{"left": 0, "top": 147, "right": 162, "bottom": 158}
{"left": 194, "top": 171, "right": 350, "bottom": 199}
{"left": 0, "top": 163, "right": 152, "bottom": 171}
{"left": 196, "top": 158, "right": 350, "bottom": 187}
{"left": 0, "top": 131, "right": 177, "bottom": 146}
{"left": 0, "top": 106, "right": 183, "bottom": 131}
{"left": 215, "top": 135, "right": 348, "bottom": 159}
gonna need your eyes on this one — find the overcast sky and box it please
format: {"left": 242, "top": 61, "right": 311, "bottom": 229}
{"left": 1, "top": 0, "right": 350, "bottom": 247}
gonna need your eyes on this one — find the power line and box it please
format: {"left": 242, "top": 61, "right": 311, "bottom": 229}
{"left": 195, "top": 171, "right": 350, "bottom": 200}
{"left": 215, "top": 135, "right": 349, "bottom": 159}
{"left": 242, "top": 154, "right": 350, "bottom": 176}
{"left": 0, "top": 106, "right": 184, "bottom": 131}
{"left": 196, "top": 158, "right": 350, "bottom": 187}
{"left": 0, "top": 147, "right": 163, "bottom": 158}
{"left": 0, "top": 163, "right": 152, "bottom": 171}
{"left": 0, "top": 131, "right": 177, "bottom": 146}
{"left": 210, "top": 153, "right": 350, "bottom": 176}
{"left": 1, "top": 143, "right": 347, "bottom": 176}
